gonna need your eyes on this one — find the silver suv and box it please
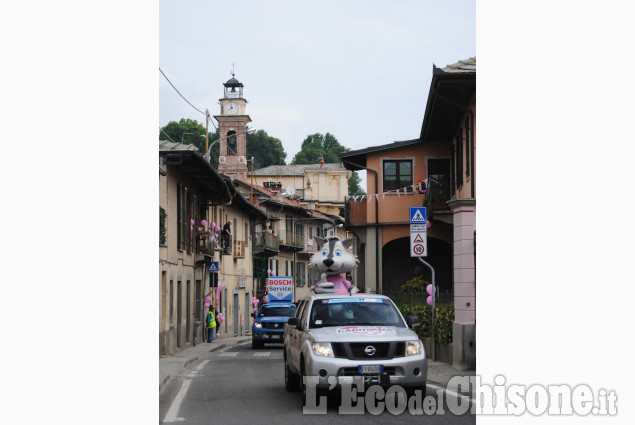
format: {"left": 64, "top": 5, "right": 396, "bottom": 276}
{"left": 283, "top": 293, "right": 427, "bottom": 405}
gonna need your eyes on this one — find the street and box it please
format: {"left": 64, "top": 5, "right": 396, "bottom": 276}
{"left": 159, "top": 341, "right": 475, "bottom": 424}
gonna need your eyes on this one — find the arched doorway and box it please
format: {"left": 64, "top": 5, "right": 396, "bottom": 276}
{"left": 382, "top": 237, "right": 452, "bottom": 298}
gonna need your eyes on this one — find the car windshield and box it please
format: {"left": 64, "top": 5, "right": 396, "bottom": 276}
{"left": 309, "top": 298, "right": 405, "bottom": 328}
{"left": 258, "top": 305, "right": 296, "bottom": 318}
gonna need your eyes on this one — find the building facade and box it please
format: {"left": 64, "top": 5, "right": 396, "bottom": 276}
{"left": 340, "top": 57, "right": 476, "bottom": 370}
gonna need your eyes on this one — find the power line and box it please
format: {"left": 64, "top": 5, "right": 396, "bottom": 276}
{"left": 159, "top": 128, "right": 177, "bottom": 143}
{"left": 159, "top": 67, "right": 218, "bottom": 132}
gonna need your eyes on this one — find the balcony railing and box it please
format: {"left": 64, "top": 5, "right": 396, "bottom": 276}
{"left": 281, "top": 231, "right": 305, "bottom": 250}
{"left": 427, "top": 178, "right": 451, "bottom": 209}
{"left": 252, "top": 232, "right": 279, "bottom": 256}
{"left": 345, "top": 198, "right": 368, "bottom": 225}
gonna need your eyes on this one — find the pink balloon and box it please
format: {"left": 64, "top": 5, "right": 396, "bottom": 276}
{"left": 267, "top": 269, "right": 272, "bottom": 275}
{"left": 201, "top": 219, "right": 207, "bottom": 227}
{"left": 204, "top": 303, "right": 210, "bottom": 309}
{"left": 426, "top": 284, "right": 433, "bottom": 295}
{"left": 427, "top": 295, "right": 433, "bottom": 306}
{"left": 426, "top": 220, "right": 432, "bottom": 229}
{"left": 215, "top": 225, "right": 221, "bottom": 232}
{"left": 211, "top": 222, "right": 216, "bottom": 228}
{"left": 205, "top": 296, "right": 212, "bottom": 304}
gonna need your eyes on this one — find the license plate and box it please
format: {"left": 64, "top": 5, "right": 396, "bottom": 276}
{"left": 271, "top": 334, "right": 280, "bottom": 339}
{"left": 358, "top": 365, "right": 383, "bottom": 374}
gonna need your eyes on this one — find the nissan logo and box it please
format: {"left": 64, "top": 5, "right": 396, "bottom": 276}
{"left": 274, "top": 323, "right": 279, "bottom": 328}
{"left": 364, "top": 346, "right": 376, "bottom": 356}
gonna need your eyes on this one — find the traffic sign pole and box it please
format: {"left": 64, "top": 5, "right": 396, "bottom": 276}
{"left": 418, "top": 257, "right": 436, "bottom": 361}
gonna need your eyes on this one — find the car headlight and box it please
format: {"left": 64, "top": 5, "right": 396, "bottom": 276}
{"left": 254, "top": 323, "right": 262, "bottom": 328}
{"left": 406, "top": 341, "right": 422, "bottom": 356}
{"left": 311, "top": 342, "right": 334, "bottom": 357}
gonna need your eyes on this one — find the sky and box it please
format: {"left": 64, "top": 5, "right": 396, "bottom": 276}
{"left": 159, "top": 0, "right": 476, "bottom": 187}
{"left": 5, "top": 1, "right": 635, "bottom": 423}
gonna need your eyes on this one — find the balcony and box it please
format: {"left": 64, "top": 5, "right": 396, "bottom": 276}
{"left": 344, "top": 198, "right": 368, "bottom": 226}
{"left": 194, "top": 238, "right": 219, "bottom": 263}
{"left": 427, "top": 178, "right": 451, "bottom": 211}
{"left": 252, "top": 232, "right": 279, "bottom": 257}
{"left": 280, "top": 231, "right": 305, "bottom": 252}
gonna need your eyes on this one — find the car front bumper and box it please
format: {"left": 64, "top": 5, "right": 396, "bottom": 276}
{"left": 252, "top": 327, "right": 285, "bottom": 342}
{"left": 303, "top": 349, "right": 428, "bottom": 390}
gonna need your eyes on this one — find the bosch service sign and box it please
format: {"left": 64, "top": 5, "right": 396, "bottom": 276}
{"left": 267, "top": 277, "right": 293, "bottom": 301}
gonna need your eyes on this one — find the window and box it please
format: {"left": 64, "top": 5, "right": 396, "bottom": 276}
{"left": 427, "top": 159, "right": 451, "bottom": 206}
{"left": 159, "top": 207, "right": 166, "bottom": 245}
{"left": 296, "top": 262, "right": 306, "bottom": 287}
{"left": 270, "top": 258, "right": 279, "bottom": 277}
{"left": 383, "top": 160, "right": 413, "bottom": 191}
{"left": 244, "top": 222, "right": 249, "bottom": 247}
{"left": 465, "top": 112, "right": 473, "bottom": 179}
{"left": 169, "top": 280, "right": 174, "bottom": 324}
{"left": 227, "top": 131, "right": 237, "bottom": 155}
{"left": 455, "top": 130, "right": 463, "bottom": 190}
{"left": 286, "top": 260, "right": 294, "bottom": 278}
{"left": 195, "top": 280, "right": 202, "bottom": 321}
{"left": 177, "top": 183, "right": 190, "bottom": 250}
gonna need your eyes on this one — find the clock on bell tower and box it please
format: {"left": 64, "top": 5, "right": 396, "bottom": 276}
{"left": 214, "top": 71, "right": 252, "bottom": 181}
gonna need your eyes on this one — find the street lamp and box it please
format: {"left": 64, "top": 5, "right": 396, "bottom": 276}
{"left": 205, "top": 127, "right": 256, "bottom": 163}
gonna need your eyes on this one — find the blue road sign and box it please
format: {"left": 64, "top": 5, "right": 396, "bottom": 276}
{"left": 208, "top": 261, "right": 219, "bottom": 273}
{"left": 410, "top": 207, "right": 427, "bottom": 223}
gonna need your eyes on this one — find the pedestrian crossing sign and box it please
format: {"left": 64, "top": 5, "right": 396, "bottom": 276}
{"left": 410, "top": 207, "right": 427, "bottom": 223}
{"left": 208, "top": 261, "right": 219, "bottom": 273}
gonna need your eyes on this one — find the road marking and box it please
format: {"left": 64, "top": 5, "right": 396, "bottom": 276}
{"left": 253, "top": 352, "right": 271, "bottom": 357}
{"left": 219, "top": 352, "right": 239, "bottom": 357}
{"left": 427, "top": 383, "right": 475, "bottom": 404}
{"left": 163, "top": 360, "right": 209, "bottom": 423}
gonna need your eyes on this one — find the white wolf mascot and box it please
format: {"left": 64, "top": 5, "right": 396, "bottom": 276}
{"left": 309, "top": 236, "right": 359, "bottom": 294}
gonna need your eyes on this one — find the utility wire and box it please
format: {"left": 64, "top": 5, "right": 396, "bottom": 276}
{"left": 160, "top": 128, "right": 177, "bottom": 143}
{"left": 159, "top": 67, "right": 217, "bottom": 132}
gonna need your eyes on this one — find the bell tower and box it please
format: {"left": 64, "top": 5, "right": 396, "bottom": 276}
{"left": 214, "top": 70, "right": 252, "bottom": 181}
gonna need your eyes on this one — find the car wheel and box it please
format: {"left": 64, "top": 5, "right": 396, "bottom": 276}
{"left": 284, "top": 354, "right": 300, "bottom": 391}
{"left": 300, "top": 361, "right": 307, "bottom": 407}
{"left": 252, "top": 339, "right": 264, "bottom": 349}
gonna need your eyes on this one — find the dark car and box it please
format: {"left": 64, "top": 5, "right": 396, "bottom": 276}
{"left": 251, "top": 301, "right": 297, "bottom": 348}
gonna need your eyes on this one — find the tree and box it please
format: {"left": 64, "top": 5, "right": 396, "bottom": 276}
{"left": 159, "top": 118, "right": 222, "bottom": 166}
{"left": 290, "top": 133, "right": 349, "bottom": 164}
{"left": 291, "top": 132, "right": 364, "bottom": 195}
{"left": 246, "top": 130, "right": 287, "bottom": 169}
{"left": 348, "top": 171, "right": 366, "bottom": 196}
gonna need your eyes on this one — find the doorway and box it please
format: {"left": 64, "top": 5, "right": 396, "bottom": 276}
{"left": 176, "top": 280, "right": 182, "bottom": 348}
{"left": 233, "top": 291, "right": 239, "bottom": 336}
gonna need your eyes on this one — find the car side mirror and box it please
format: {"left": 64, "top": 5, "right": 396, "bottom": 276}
{"left": 407, "top": 316, "right": 421, "bottom": 328}
{"left": 251, "top": 312, "right": 256, "bottom": 318}
{"left": 287, "top": 317, "right": 299, "bottom": 328}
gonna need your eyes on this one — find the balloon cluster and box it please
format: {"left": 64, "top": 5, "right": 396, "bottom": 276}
{"left": 426, "top": 284, "right": 436, "bottom": 306}
{"left": 197, "top": 220, "right": 222, "bottom": 250}
{"left": 251, "top": 296, "right": 260, "bottom": 312}
{"left": 266, "top": 269, "right": 275, "bottom": 277}
{"left": 215, "top": 281, "right": 224, "bottom": 305}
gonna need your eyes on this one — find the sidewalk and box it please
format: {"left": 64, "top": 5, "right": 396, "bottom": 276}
{"left": 159, "top": 335, "right": 249, "bottom": 391}
{"left": 159, "top": 335, "right": 475, "bottom": 398}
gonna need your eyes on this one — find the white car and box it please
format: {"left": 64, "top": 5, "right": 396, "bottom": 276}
{"left": 283, "top": 293, "right": 427, "bottom": 405}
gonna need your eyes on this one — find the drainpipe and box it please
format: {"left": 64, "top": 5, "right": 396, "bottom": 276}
{"left": 342, "top": 160, "right": 380, "bottom": 294}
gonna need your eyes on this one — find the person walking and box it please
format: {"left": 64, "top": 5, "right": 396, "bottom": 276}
{"left": 206, "top": 305, "right": 217, "bottom": 343}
